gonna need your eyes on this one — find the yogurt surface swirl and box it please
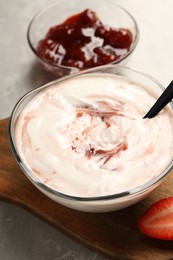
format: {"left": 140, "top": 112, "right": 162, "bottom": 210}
{"left": 15, "top": 74, "right": 173, "bottom": 197}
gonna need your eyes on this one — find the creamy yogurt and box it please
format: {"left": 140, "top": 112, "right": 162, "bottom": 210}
{"left": 15, "top": 74, "right": 173, "bottom": 197}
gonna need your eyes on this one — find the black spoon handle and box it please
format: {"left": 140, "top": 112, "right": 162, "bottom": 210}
{"left": 144, "top": 80, "right": 173, "bottom": 119}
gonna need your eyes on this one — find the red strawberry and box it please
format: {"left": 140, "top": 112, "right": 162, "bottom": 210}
{"left": 137, "top": 197, "right": 173, "bottom": 240}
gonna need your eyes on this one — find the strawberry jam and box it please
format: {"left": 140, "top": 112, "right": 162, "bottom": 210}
{"left": 37, "top": 9, "right": 133, "bottom": 70}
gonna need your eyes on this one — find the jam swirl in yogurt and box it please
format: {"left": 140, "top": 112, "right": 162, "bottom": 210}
{"left": 37, "top": 9, "right": 133, "bottom": 70}
{"left": 72, "top": 103, "right": 128, "bottom": 162}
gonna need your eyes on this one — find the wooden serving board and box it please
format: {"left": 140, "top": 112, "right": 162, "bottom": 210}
{"left": 1, "top": 117, "right": 173, "bottom": 259}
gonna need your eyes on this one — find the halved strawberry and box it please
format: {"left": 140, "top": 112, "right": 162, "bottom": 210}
{"left": 137, "top": 197, "right": 173, "bottom": 240}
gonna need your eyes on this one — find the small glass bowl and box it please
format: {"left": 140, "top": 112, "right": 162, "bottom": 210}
{"left": 9, "top": 65, "right": 173, "bottom": 212}
{"left": 27, "top": 0, "right": 139, "bottom": 77}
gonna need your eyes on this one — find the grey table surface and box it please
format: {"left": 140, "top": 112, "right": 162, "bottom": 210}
{"left": 0, "top": 0, "right": 173, "bottom": 259}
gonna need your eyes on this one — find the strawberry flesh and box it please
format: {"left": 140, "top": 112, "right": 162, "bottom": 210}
{"left": 137, "top": 197, "right": 173, "bottom": 240}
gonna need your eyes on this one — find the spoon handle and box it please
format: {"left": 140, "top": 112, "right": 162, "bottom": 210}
{"left": 144, "top": 80, "right": 173, "bottom": 119}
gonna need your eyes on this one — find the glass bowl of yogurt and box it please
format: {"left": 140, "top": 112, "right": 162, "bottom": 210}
{"left": 9, "top": 65, "right": 173, "bottom": 212}
{"left": 27, "top": 0, "right": 139, "bottom": 77}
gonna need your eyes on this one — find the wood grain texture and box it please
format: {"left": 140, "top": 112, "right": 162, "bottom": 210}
{"left": 1, "top": 118, "right": 173, "bottom": 259}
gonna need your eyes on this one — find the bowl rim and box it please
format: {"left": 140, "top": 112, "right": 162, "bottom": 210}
{"left": 27, "top": 0, "right": 139, "bottom": 72}
{"left": 9, "top": 65, "right": 173, "bottom": 202}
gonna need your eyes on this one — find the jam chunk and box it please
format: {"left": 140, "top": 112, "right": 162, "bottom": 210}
{"left": 37, "top": 9, "right": 132, "bottom": 70}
